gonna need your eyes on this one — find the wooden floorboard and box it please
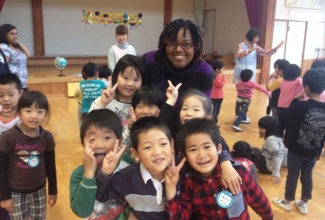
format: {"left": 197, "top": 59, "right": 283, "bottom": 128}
{"left": 43, "top": 85, "right": 325, "bottom": 219}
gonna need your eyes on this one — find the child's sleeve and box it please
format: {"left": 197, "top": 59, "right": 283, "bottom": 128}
{"left": 0, "top": 152, "right": 10, "bottom": 200}
{"left": 262, "top": 137, "right": 283, "bottom": 177}
{"left": 69, "top": 166, "right": 97, "bottom": 217}
{"left": 45, "top": 132, "right": 57, "bottom": 196}
{"left": 241, "top": 166, "right": 273, "bottom": 220}
{"left": 213, "top": 75, "right": 227, "bottom": 88}
{"left": 252, "top": 82, "right": 270, "bottom": 96}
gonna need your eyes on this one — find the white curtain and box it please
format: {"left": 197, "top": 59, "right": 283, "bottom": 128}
{"left": 193, "top": 0, "right": 205, "bottom": 35}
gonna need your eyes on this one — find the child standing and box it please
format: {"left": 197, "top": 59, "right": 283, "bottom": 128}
{"left": 108, "top": 25, "right": 136, "bottom": 71}
{"left": 89, "top": 54, "right": 145, "bottom": 127}
{"left": 165, "top": 118, "right": 273, "bottom": 219}
{"left": 79, "top": 62, "right": 106, "bottom": 119}
{"left": 96, "top": 117, "right": 175, "bottom": 219}
{"left": 210, "top": 60, "right": 226, "bottom": 127}
{"left": 232, "top": 69, "right": 270, "bottom": 131}
{"left": 277, "top": 64, "right": 304, "bottom": 137}
{"left": 273, "top": 68, "right": 325, "bottom": 214}
{"left": 70, "top": 109, "right": 134, "bottom": 219}
{"left": 0, "top": 91, "right": 57, "bottom": 219}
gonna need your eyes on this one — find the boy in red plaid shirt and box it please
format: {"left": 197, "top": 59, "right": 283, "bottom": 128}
{"left": 165, "top": 118, "right": 273, "bottom": 220}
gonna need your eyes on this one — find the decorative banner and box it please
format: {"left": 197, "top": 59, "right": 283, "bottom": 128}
{"left": 82, "top": 10, "right": 143, "bottom": 28}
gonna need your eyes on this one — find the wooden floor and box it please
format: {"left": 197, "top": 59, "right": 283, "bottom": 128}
{"left": 44, "top": 85, "right": 325, "bottom": 220}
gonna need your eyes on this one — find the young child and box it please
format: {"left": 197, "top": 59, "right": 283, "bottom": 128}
{"left": 232, "top": 69, "right": 270, "bottom": 131}
{"left": 231, "top": 141, "right": 258, "bottom": 181}
{"left": 108, "top": 25, "right": 136, "bottom": 71}
{"left": 96, "top": 117, "right": 175, "bottom": 219}
{"left": 79, "top": 62, "right": 106, "bottom": 118}
{"left": 277, "top": 64, "right": 304, "bottom": 137}
{"left": 266, "top": 59, "right": 290, "bottom": 120}
{"left": 0, "top": 73, "right": 23, "bottom": 134}
{"left": 273, "top": 68, "right": 325, "bottom": 214}
{"left": 164, "top": 118, "right": 273, "bottom": 219}
{"left": 89, "top": 54, "right": 145, "bottom": 127}
{"left": 70, "top": 109, "right": 134, "bottom": 219}
{"left": 310, "top": 59, "right": 325, "bottom": 102}
{"left": 210, "top": 60, "right": 226, "bottom": 127}
{"left": 0, "top": 90, "right": 57, "bottom": 219}
{"left": 252, "top": 116, "right": 286, "bottom": 184}
{"left": 98, "top": 64, "right": 112, "bottom": 87}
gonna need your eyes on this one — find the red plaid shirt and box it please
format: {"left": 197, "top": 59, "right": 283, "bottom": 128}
{"left": 166, "top": 163, "right": 273, "bottom": 220}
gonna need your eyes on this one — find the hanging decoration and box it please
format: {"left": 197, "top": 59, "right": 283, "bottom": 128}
{"left": 82, "top": 10, "right": 143, "bottom": 28}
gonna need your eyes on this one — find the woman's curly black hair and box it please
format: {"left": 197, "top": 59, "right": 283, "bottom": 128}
{"left": 157, "top": 19, "right": 203, "bottom": 61}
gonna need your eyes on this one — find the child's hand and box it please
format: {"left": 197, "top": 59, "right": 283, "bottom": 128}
{"left": 295, "top": 91, "right": 306, "bottom": 101}
{"left": 48, "top": 194, "right": 57, "bottom": 207}
{"left": 0, "top": 108, "right": 12, "bottom": 117}
{"left": 0, "top": 198, "right": 14, "bottom": 212}
{"left": 102, "top": 140, "right": 126, "bottom": 175}
{"left": 82, "top": 146, "right": 97, "bottom": 179}
{"left": 127, "top": 107, "right": 137, "bottom": 130}
{"left": 164, "top": 157, "right": 186, "bottom": 201}
{"left": 166, "top": 80, "right": 182, "bottom": 107}
{"left": 271, "top": 175, "right": 281, "bottom": 184}
{"left": 220, "top": 161, "right": 242, "bottom": 195}
{"left": 100, "top": 76, "right": 118, "bottom": 106}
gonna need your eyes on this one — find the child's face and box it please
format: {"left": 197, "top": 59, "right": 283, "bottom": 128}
{"left": 117, "top": 67, "right": 142, "bottom": 102}
{"left": 18, "top": 102, "right": 46, "bottom": 129}
{"left": 83, "top": 125, "right": 118, "bottom": 166}
{"left": 131, "top": 128, "right": 174, "bottom": 181}
{"left": 275, "top": 65, "right": 282, "bottom": 76}
{"left": 185, "top": 133, "right": 221, "bottom": 179}
{"left": 179, "top": 96, "right": 206, "bottom": 125}
{"left": 116, "top": 34, "right": 128, "bottom": 44}
{"left": 259, "top": 127, "right": 266, "bottom": 138}
{"left": 0, "top": 83, "right": 23, "bottom": 111}
{"left": 216, "top": 67, "right": 224, "bottom": 74}
{"left": 253, "top": 35, "right": 260, "bottom": 44}
{"left": 134, "top": 101, "right": 160, "bottom": 118}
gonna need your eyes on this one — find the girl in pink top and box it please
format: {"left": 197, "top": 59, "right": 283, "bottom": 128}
{"left": 277, "top": 64, "right": 304, "bottom": 137}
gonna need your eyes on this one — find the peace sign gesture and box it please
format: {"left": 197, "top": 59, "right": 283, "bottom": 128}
{"left": 166, "top": 80, "right": 182, "bottom": 107}
{"left": 101, "top": 140, "right": 126, "bottom": 175}
{"left": 164, "top": 156, "right": 186, "bottom": 201}
{"left": 99, "top": 76, "right": 118, "bottom": 107}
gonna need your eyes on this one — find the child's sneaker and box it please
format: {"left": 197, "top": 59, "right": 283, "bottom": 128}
{"left": 295, "top": 200, "right": 308, "bottom": 214}
{"left": 241, "top": 117, "right": 251, "bottom": 124}
{"left": 272, "top": 198, "right": 292, "bottom": 211}
{"left": 232, "top": 125, "right": 242, "bottom": 131}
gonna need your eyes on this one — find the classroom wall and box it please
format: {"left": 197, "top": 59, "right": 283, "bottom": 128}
{"left": 0, "top": 0, "right": 196, "bottom": 56}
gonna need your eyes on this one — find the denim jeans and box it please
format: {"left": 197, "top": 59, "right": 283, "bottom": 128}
{"left": 234, "top": 97, "right": 251, "bottom": 126}
{"left": 285, "top": 150, "right": 316, "bottom": 201}
{"left": 211, "top": 98, "right": 223, "bottom": 124}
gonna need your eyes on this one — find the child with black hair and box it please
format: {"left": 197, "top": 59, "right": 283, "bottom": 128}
{"left": 210, "top": 60, "right": 226, "bottom": 127}
{"left": 231, "top": 141, "right": 258, "bottom": 181}
{"left": 165, "top": 118, "right": 273, "bottom": 219}
{"left": 70, "top": 109, "right": 134, "bottom": 219}
{"left": 98, "top": 65, "right": 112, "bottom": 87}
{"left": 79, "top": 62, "right": 106, "bottom": 119}
{"left": 266, "top": 59, "right": 290, "bottom": 120}
{"left": 277, "top": 64, "right": 304, "bottom": 137}
{"left": 310, "top": 59, "right": 325, "bottom": 102}
{"left": 273, "top": 68, "right": 325, "bottom": 215}
{"left": 232, "top": 69, "right": 270, "bottom": 131}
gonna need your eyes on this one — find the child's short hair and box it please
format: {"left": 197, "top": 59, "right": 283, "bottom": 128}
{"left": 211, "top": 60, "right": 224, "bottom": 70}
{"left": 240, "top": 69, "right": 253, "bottom": 82}
{"left": 0, "top": 72, "right": 22, "bottom": 91}
{"left": 130, "top": 116, "right": 171, "bottom": 151}
{"left": 311, "top": 60, "right": 325, "bottom": 69}
{"left": 131, "top": 85, "right": 164, "bottom": 109}
{"left": 17, "top": 91, "right": 50, "bottom": 122}
{"left": 181, "top": 89, "right": 213, "bottom": 117}
{"left": 80, "top": 109, "right": 123, "bottom": 145}
{"left": 283, "top": 64, "right": 301, "bottom": 81}
{"left": 231, "top": 141, "right": 252, "bottom": 159}
{"left": 98, "top": 65, "right": 112, "bottom": 79}
{"left": 245, "top": 28, "right": 261, "bottom": 42}
{"left": 303, "top": 68, "right": 325, "bottom": 94}
{"left": 82, "top": 62, "right": 98, "bottom": 78}
{"left": 275, "top": 59, "right": 290, "bottom": 71}
{"left": 177, "top": 118, "right": 221, "bottom": 156}
{"left": 258, "top": 116, "right": 281, "bottom": 139}
{"left": 111, "top": 54, "right": 146, "bottom": 85}
{"left": 116, "top": 25, "right": 128, "bottom": 35}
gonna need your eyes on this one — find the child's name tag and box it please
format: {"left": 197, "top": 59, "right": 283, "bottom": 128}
{"left": 216, "top": 190, "right": 234, "bottom": 208}
{"left": 28, "top": 155, "right": 40, "bottom": 168}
